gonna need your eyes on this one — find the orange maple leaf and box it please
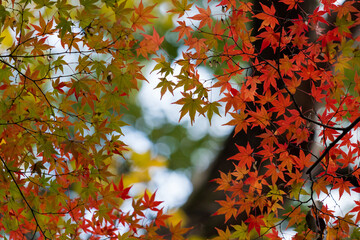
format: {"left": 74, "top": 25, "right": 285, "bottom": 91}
{"left": 131, "top": 1, "right": 157, "bottom": 31}
{"left": 336, "top": 1, "right": 358, "bottom": 20}
{"left": 189, "top": 6, "right": 213, "bottom": 29}
{"left": 313, "top": 177, "right": 329, "bottom": 197}
{"left": 219, "top": 91, "right": 245, "bottom": 114}
{"left": 224, "top": 112, "right": 249, "bottom": 135}
{"left": 213, "top": 171, "right": 232, "bottom": 191}
{"left": 248, "top": 106, "right": 272, "bottom": 129}
{"left": 137, "top": 27, "right": 164, "bottom": 58}
{"left": 215, "top": 195, "right": 238, "bottom": 222}
{"left": 184, "top": 36, "right": 208, "bottom": 54}
{"left": 172, "top": 21, "right": 193, "bottom": 42}
{"left": 170, "top": 222, "right": 193, "bottom": 240}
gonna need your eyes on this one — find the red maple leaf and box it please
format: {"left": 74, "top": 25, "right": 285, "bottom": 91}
{"left": 245, "top": 215, "right": 265, "bottom": 235}
{"left": 141, "top": 190, "right": 162, "bottom": 211}
{"left": 350, "top": 200, "right": 360, "bottom": 223}
{"left": 279, "top": 0, "right": 304, "bottom": 10}
{"left": 254, "top": 3, "right": 279, "bottom": 30}
{"left": 230, "top": 143, "right": 255, "bottom": 169}
{"left": 113, "top": 177, "right": 131, "bottom": 200}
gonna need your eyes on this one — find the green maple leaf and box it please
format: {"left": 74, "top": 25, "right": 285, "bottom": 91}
{"left": 173, "top": 92, "right": 205, "bottom": 124}
{"left": 231, "top": 223, "right": 249, "bottom": 239}
{"left": 56, "top": 17, "right": 73, "bottom": 38}
{"left": 203, "top": 101, "right": 221, "bottom": 125}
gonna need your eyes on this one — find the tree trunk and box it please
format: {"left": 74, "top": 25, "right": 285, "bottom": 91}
{"left": 182, "top": 0, "right": 318, "bottom": 237}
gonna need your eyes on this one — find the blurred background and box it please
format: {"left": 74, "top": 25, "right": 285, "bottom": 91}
{"left": 115, "top": 0, "right": 235, "bottom": 233}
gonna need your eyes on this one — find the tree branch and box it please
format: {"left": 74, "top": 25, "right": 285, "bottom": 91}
{"left": 306, "top": 116, "right": 360, "bottom": 175}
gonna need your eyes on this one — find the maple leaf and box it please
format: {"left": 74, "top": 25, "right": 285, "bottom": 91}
{"left": 212, "top": 75, "right": 232, "bottom": 94}
{"left": 231, "top": 223, "right": 249, "bottom": 239}
{"left": 336, "top": 1, "right": 358, "bottom": 20}
{"left": 311, "top": 83, "right": 326, "bottom": 102}
{"left": 293, "top": 150, "right": 313, "bottom": 170}
{"left": 284, "top": 206, "right": 305, "bottom": 229}
{"left": 269, "top": 93, "right": 292, "bottom": 118}
{"left": 152, "top": 55, "right": 174, "bottom": 77}
{"left": 203, "top": 101, "right": 221, "bottom": 125}
{"left": 224, "top": 112, "right": 249, "bottom": 135}
{"left": 137, "top": 27, "right": 164, "bottom": 58}
{"left": 230, "top": 143, "right": 254, "bottom": 169}
{"left": 265, "top": 228, "right": 282, "bottom": 240}
{"left": 244, "top": 215, "right": 265, "bottom": 236}
{"left": 213, "top": 171, "right": 232, "bottom": 192}
{"left": 155, "top": 77, "right": 175, "bottom": 99}
{"left": 256, "top": 90, "right": 276, "bottom": 105}
{"left": 154, "top": 208, "right": 171, "bottom": 228}
{"left": 173, "top": 92, "right": 205, "bottom": 124}
{"left": 142, "top": 190, "right": 162, "bottom": 211}
{"left": 113, "top": 177, "right": 131, "bottom": 200}
{"left": 248, "top": 106, "right": 272, "bottom": 129}
{"left": 265, "top": 163, "right": 285, "bottom": 185}
{"left": 184, "top": 36, "right": 207, "bottom": 53}
{"left": 169, "top": 222, "right": 192, "bottom": 240}
{"left": 219, "top": 91, "right": 245, "bottom": 114}
{"left": 257, "top": 26, "right": 280, "bottom": 53}
{"left": 313, "top": 177, "right": 329, "bottom": 197}
{"left": 334, "top": 213, "right": 355, "bottom": 234}
{"left": 280, "top": 55, "right": 295, "bottom": 76}
{"left": 172, "top": 21, "right": 193, "bottom": 42}
{"left": 292, "top": 127, "right": 310, "bottom": 145}
{"left": 279, "top": 0, "right": 304, "bottom": 10}
{"left": 333, "top": 178, "right": 352, "bottom": 199}
{"left": 215, "top": 195, "right": 238, "bottom": 222}
{"left": 167, "top": 0, "right": 193, "bottom": 18}
{"left": 350, "top": 200, "right": 360, "bottom": 223}
{"left": 244, "top": 171, "right": 266, "bottom": 195}
{"left": 241, "top": 84, "right": 257, "bottom": 102}
{"left": 189, "top": 6, "right": 213, "bottom": 29}
{"left": 213, "top": 227, "right": 232, "bottom": 240}
{"left": 258, "top": 62, "right": 278, "bottom": 90}
{"left": 131, "top": 1, "right": 157, "bottom": 31}
{"left": 30, "top": 12, "right": 55, "bottom": 36}
{"left": 254, "top": 3, "right": 279, "bottom": 30}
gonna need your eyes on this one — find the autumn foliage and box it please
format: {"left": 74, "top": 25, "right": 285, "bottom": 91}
{"left": 0, "top": 0, "right": 184, "bottom": 239}
{"left": 0, "top": 0, "right": 360, "bottom": 239}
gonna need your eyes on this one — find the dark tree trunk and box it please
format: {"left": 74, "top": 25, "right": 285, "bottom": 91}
{"left": 182, "top": 0, "right": 318, "bottom": 237}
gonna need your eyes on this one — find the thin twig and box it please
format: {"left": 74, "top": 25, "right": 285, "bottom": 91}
{"left": 0, "top": 155, "right": 49, "bottom": 239}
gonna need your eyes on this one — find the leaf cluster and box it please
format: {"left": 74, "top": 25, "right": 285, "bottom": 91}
{"left": 0, "top": 0, "right": 189, "bottom": 238}
{"left": 153, "top": 0, "right": 360, "bottom": 239}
